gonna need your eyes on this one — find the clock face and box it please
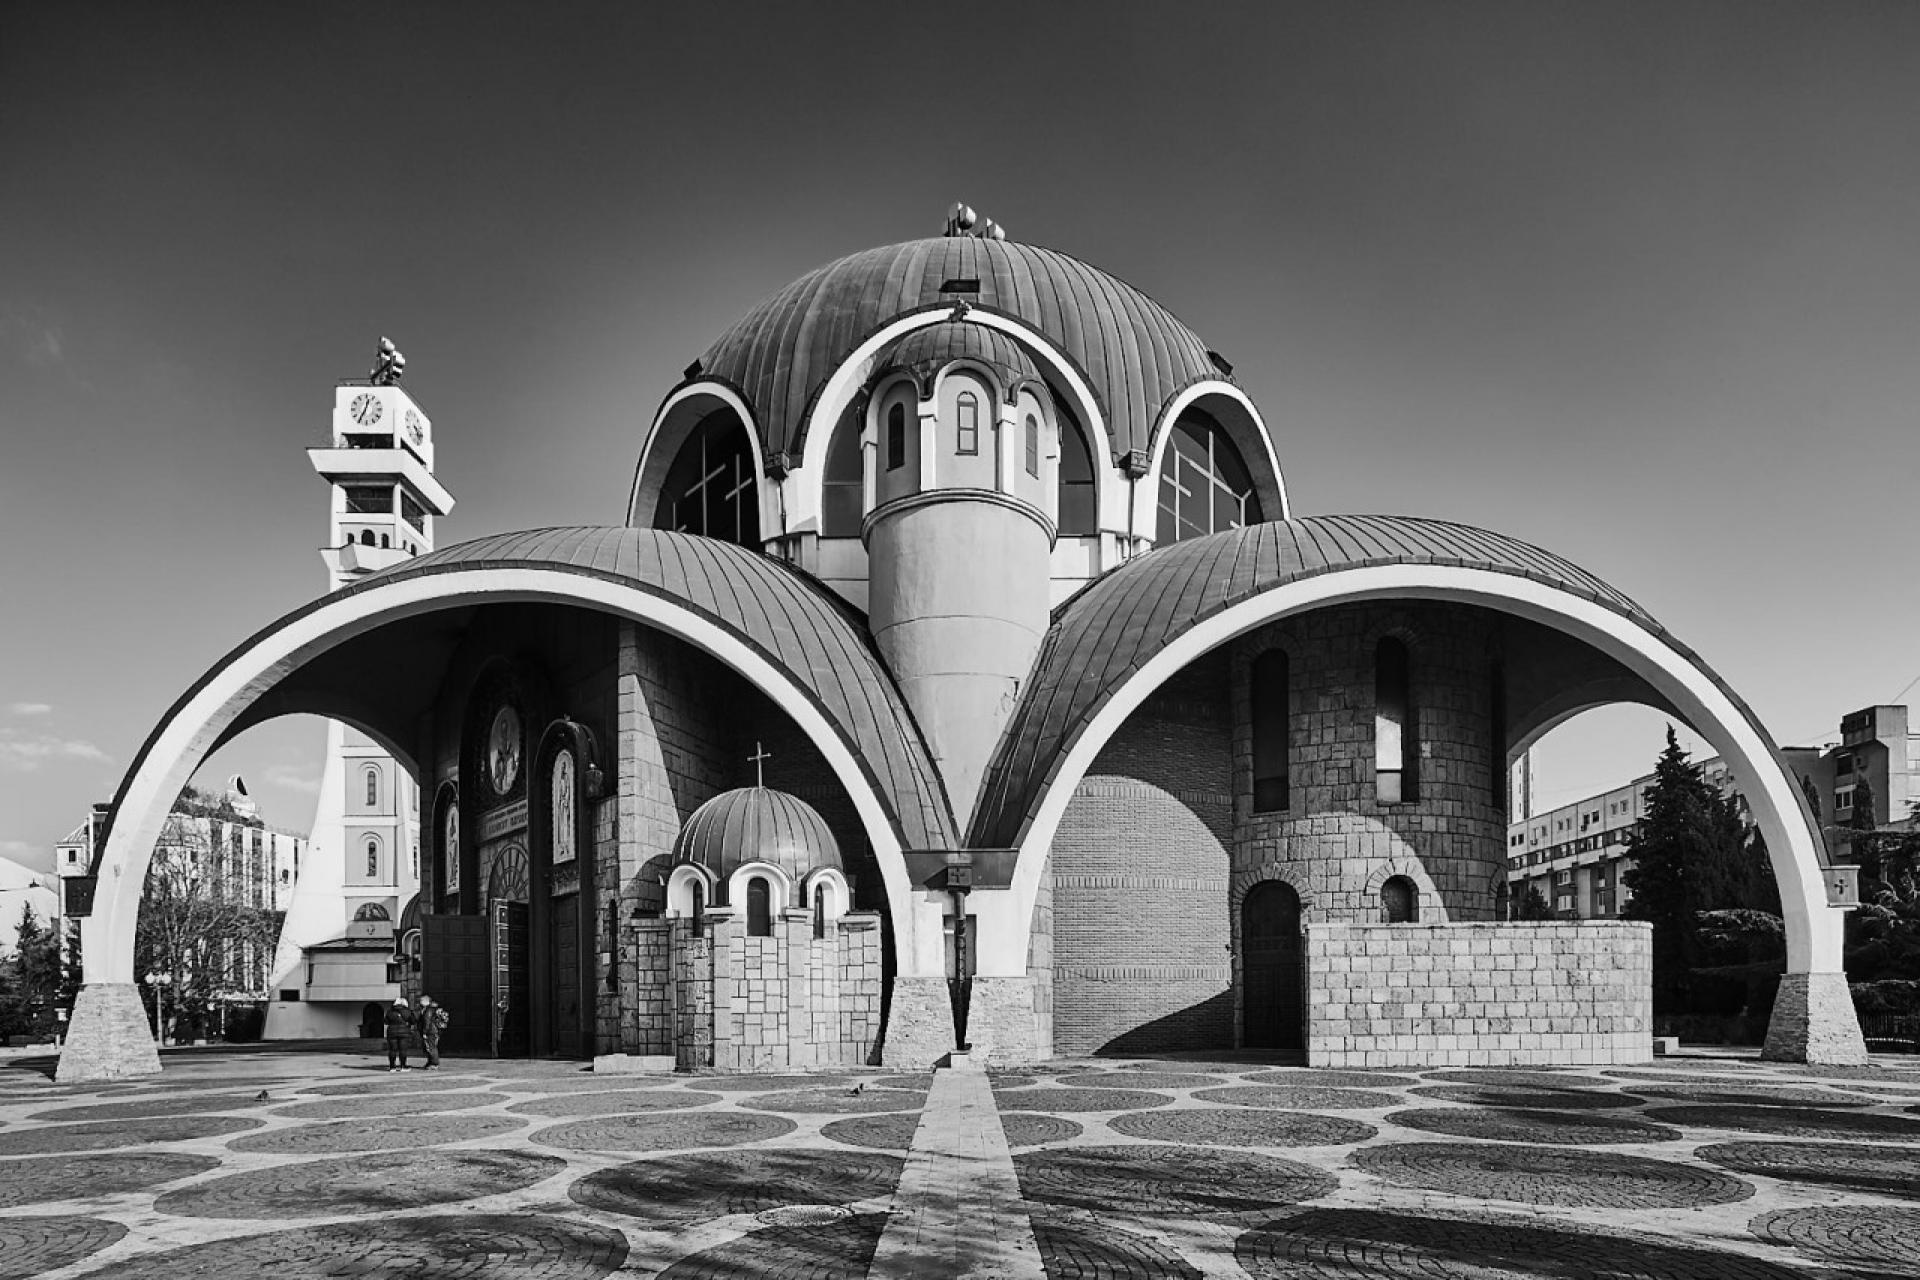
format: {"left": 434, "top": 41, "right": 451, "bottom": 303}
{"left": 350, "top": 393, "right": 384, "bottom": 427}
{"left": 488, "top": 706, "right": 522, "bottom": 795}
{"left": 404, "top": 409, "right": 425, "bottom": 445}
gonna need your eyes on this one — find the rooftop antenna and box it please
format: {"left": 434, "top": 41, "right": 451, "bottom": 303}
{"left": 944, "top": 201, "right": 1007, "bottom": 241}
{"left": 369, "top": 335, "right": 407, "bottom": 386}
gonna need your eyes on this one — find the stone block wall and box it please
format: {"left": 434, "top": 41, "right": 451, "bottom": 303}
{"left": 630, "top": 907, "right": 883, "bottom": 1069}
{"left": 1231, "top": 603, "right": 1506, "bottom": 927}
{"left": 1304, "top": 921, "right": 1652, "bottom": 1067}
{"left": 1049, "top": 652, "right": 1234, "bottom": 1055}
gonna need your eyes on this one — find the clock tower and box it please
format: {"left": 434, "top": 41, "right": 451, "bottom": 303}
{"left": 265, "top": 341, "right": 457, "bottom": 1038}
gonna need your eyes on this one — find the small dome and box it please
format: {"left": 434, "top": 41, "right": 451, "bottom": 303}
{"left": 673, "top": 786, "right": 842, "bottom": 881}
{"left": 875, "top": 321, "right": 1041, "bottom": 397}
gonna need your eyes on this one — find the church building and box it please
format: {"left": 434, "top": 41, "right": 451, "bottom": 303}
{"left": 59, "top": 208, "right": 1867, "bottom": 1080}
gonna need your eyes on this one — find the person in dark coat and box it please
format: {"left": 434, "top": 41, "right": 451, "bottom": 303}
{"left": 383, "top": 997, "right": 415, "bottom": 1072}
{"left": 416, "top": 995, "right": 449, "bottom": 1070}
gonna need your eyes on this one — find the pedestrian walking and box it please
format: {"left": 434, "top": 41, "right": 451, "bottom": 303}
{"left": 417, "top": 994, "right": 449, "bottom": 1070}
{"left": 383, "top": 997, "right": 415, "bottom": 1072}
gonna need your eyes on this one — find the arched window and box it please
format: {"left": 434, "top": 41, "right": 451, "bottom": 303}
{"left": 747, "top": 876, "right": 772, "bottom": 937}
{"left": 1376, "top": 638, "right": 1417, "bottom": 803}
{"left": 690, "top": 879, "right": 704, "bottom": 938}
{"left": 822, "top": 419, "right": 864, "bottom": 537}
{"left": 353, "top": 902, "right": 390, "bottom": 922}
{"left": 652, "top": 410, "right": 759, "bottom": 546}
{"left": 1155, "top": 412, "right": 1262, "bottom": 543}
{"left": 360, "top": 529, "right": 375, "bottom": 546}
{"left": 814, "top": 890, "right": 827, "bottom": 939}
{"left": 886, "top": 402, "right": 906, "bottom": 471}
{"left": 1023, "top": 414, "right": 1040, "bottom": 477}
{"left": 1381, "top": 875, "right": 1419, "bottom": 923}
{"left": 365, "top": 838, "right": 380, "bottom": 879}
{"left": 1056, "top": 410, "right": 1096, "bottom": 535}
{"left": 956, "top": 391, "right": 979, "bottom": 455}
{"left": 365, "top": 767, "right": 379, "bottom": 807}
{"left": 1251, "top": 649, "right": 1290, "bottom": 813}
{"left": 380, "top": 534, "right": 390, "bottom": 548}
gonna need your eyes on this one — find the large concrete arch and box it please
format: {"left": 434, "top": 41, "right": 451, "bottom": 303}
{"left": 58, "top": 566, "right": 948, "bottom": 1081}
{"left": 971, "top": 564, "right": 1863, "bottom": 1063}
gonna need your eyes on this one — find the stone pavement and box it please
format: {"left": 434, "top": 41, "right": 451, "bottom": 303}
{"left": 0, "top": 1044, "right": 1917, "bottom": 1277}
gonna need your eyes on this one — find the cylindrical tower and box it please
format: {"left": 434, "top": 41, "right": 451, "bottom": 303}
{"left": 863, "top": 321, "right": 1057, "bottom": 825}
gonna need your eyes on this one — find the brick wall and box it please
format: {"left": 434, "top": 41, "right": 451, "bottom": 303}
{"left": 1050, "top": 652, "right": 1235, "bottom": 1055}
{"left": 1305, "top": 921, "right": 1652, "bottom": 1067}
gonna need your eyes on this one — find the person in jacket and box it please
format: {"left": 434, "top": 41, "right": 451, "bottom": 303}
{"left": 416, "top": 995, "right": 449, "bottom": 1070}
{"left": 383, "top": 997, "right": 415, "bottom": 1072}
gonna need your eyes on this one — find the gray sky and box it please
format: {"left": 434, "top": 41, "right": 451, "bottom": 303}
{"left": 3, "top": 2, "right": 1916, "bottom": 870}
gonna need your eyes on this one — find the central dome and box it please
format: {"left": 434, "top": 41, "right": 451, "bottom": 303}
{"left": 694, "top": 237, "right": 1228, "bottom": 464}
{"left": 672, "top": 786, "right": 843, "bottom": 881}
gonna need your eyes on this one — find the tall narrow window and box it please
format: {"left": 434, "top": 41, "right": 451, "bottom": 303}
{"left": 747, "top": 876, "right": 772, "bottom": 937}
{"left": 365, "top": 839, "right": 379, "bottom": 878}
{"left": 1056, "top": 410, "right": 1096, "bottom": 535}
{"left": 886, "top": 402, "right": 906, "bottom": 471}
{"left": 1375, "top": 638, "right": 1417, "bottom": 803}
{"left": 1023, "top": 414, "right": 1040, "bottom": 477}
{"left": 690, "top": 880, "right": 705, "bottom": 938}
{"left": 1251, "top": 649, "right": 1290, "bottom": 813}
{"left": 956, "top": 391, "right": 979, "bottom": 454}
{"left": 365, "top": 767, "right": 379, "bottom": 807}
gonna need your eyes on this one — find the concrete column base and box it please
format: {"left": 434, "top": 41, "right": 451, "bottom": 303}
{"left": 882, "top": 975, "right": 958, "bottom": 1069}
{"left": 1761, "top": 971, "right": 1869, "bottom": 1065}
{"left": 56, "top": 983, "right": 162, "bottom": 1083}
{"left": 966, "top": 976, "right": 1041, "bottom": 1065}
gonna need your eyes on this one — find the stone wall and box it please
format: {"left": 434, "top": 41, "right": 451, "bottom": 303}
{"left": 1304, "top": 921, "right": 1652, "bottom": 1068}
{"left": 1049, "top": 652, "right": 1235, "bottom": 1055}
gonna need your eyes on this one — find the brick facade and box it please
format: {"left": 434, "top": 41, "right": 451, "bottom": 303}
{"left": 1304, "top": 921, "right": 1652, "bottom": 1067}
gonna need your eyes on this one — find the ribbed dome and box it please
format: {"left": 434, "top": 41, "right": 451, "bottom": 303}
{"left": 673, "top": 786, "right": 842, "bottom": 881}
{"left": 875, "top": 321, "right": 1041, "bottom": 395}
{"left": 692, "top": 237, "right": 1227, "bottom": 463}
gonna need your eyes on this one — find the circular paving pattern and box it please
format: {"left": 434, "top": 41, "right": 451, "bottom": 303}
{"left": 1112, "top": 1107, "right": 1376, "bottom": 1148}
{"left": 1647, "top": 1103, "right": 1920, "bottom": 1140}
{"left": 1606, "top": 1069, "right": 1794, "bottom": 1086}
{"left": 1057, "top": 1070, "right": 1226, "bottom": 1090}
{"left": 95, "top": 1211, "right": 629, "bottom": 1279}
{"left": 497, "top": 1074, "right": 683, "bottom": 1094}
{"left": 0, "top": 1214, "right": 127, "bottom": 1279}
{"left": 871, "top": 1073, "right": 934, "bottom": 1090}
{"left": 818, "top": 1113, "right": 919, "bottom": 1150}
{"left": 304, "top": 1072, "right": 490, "bottom": 1096}
{"left": 1032, "top": 1213, "right": 1202, "bottom": 1279}
{"left": 1237, "top": 1207, "right": 1812, "bottom": 1279}
{"left": 506, "top": 1088, "right": 724, "bottom": 1118}
{"left": 1243, "top": 1069, "right": 1418, "bottom": 1089}
{"left": 533, "top": 1110, "right": 796, "bottom": 1154}
{"left": 1698, "top": 1140, "right": 1920, "bottom": 1198}
{"left": 1356, "top": 1142, "right": 1755, "bottom": 1208}
{"left": 990, "top": 1086, "right": 1171, "bottom": 1113}
{"left": 273, "top": 1090, "right": 515, "bottom": 1121}
{"left": 1749, "top": 1204, "right": 1920, "bottom": 1275}
{"left": 229, "top": 1112, "right": 530, "bottom": 1154}
{"left": 739, "top": 1087, "right": 927, "bottom": 1115}
{"left": 0, "top": 1114, "right": 259, "bottom": 1155}
{"left": 26, "top": 1092, "right": 272, "bottom": 1123}
{"left": 1113, "top": 1059, "right": 1258, "bottom": 1075}
{"left": 1000, "top": 1112, "right": 1084, "bottom": 1148}
{"left": 1408, "top": 1083, "right": 1644, "bottom": 1110}
{"left": 985, "top": 1072, "right": 1037, "bottom": 1089}
{"left": 1633, "top": 1083, "right": 1867, "bottom": 1108}
{"left": 655, "top": 1212, "right": 886, "bottom": 1279}
{"left": 685, "top": 1072, "right": 857, "bottom": 1092}
{"left": 1386, "top": 1107, "right": 1683, "bottom": 1145}
{"left": 154, "top": 1148, "right": 565, "bottom": 1219}
{"left": 570, "top": 1147, "right": 903, "bottom": 1224}
{"left": 0, "top": 1151, "right": 218, "bottom": 1208}
{"left": 1015, "top": 1143, "right": 1336, "bottom": 1215}
{"left": 1193, "top": 1085, "right": 1397, "bottom": 1111}
{"left": 1423, "top": 1069, "right": 1615, "bottom": 1089}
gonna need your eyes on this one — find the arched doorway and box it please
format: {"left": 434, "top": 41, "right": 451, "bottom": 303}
{"left": 488, "top": 846, "right": 531, "bottom": 1057}
{"left": 1242, "top": 881, "right": 1303, "bottom": 1057}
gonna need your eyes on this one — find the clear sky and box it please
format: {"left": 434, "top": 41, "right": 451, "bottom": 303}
{"left": 3, "top": 2, "right": 1916, "bottom": 871}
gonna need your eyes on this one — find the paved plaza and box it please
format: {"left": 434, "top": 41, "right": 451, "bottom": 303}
{"left": 0, "top": 1046, "right": 1917, "bottom": 1278}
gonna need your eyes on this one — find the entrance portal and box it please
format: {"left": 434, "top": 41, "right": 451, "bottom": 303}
{"left": 1242, "top": 881, "right": 1303, "bottom": 1058}
{"left": 422, "top": 914, "right": 490, "bottom": 1055}
{"left": 492, "top": 898, "right": 530, "bottom": 1056}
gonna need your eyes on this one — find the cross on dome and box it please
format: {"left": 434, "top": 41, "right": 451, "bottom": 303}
{"left": 748, "top": 741, "right": 771, "bottom": 788}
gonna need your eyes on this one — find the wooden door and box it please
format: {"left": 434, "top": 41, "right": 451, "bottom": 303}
{"left": 492, "top": 899, "right": 531, "bottom": 1057}
{"left": 1242, "top": 881, "right": 1304, "bottom": 1057}
{"left": 421, "top": 914, "right": 490, "bottom": 1055}
{"left": 552, "top": 900, "right": 581, "bottom": 1058}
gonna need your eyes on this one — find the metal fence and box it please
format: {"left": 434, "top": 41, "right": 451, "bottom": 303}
{"left": 1859, "top": 1014, "right": 1920, "bottom": 1054}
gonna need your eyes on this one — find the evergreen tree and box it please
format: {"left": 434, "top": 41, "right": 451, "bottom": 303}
{"left": 1622, "top": 727, "right": 1773, "bottom": 1013}
{"left": 1511, "top": 885, "right": 1554, "bottom": 921}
